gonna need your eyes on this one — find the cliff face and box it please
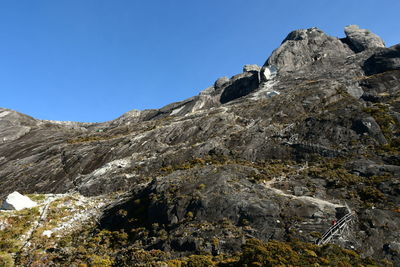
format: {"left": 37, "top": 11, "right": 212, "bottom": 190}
{"left": 0, "top": 25, "right": 399, "bottom": 265}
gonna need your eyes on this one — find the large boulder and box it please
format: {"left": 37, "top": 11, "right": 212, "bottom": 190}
{"left": 344, "top": 25, "right": 385, "bottom": 53}
{"left": 1, "top": 191, "right": 37, "bottom": 211}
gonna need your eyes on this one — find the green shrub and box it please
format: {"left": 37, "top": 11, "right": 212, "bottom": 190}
{"left": 238, "top": 239, "right": 299, "bottom": 266}
{"left": 0, "top": 252, "right": 14, "bottom": 267}
{"left": 184, "top": 255, "right": 215, "bottom": 267}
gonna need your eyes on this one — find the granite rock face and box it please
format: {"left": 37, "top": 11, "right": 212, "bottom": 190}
{"left": 266, "top": 27, "right": 352, "bottom": 72}
{"left": 220, "top": 71, "right": 260, "bottom": 104}
{"left": 0, "top": 26, "right": 399, "bottom": 265}
{"left": 363, "top": 44, "right": 400, "bottom": 75}
{"left": 344, "top": 25, "right": 385, "bottom": 52}
{"left": 0, "top": 108, "right": 36, "bottom": 144}
{"left": 101, "top": 164, "right": 341, "bottom": 255}
{"left": 214, "top": 76, "right": 230, "bottom": 89}
{"left": 243, "top": 64, "right": 261, "bottom": 73}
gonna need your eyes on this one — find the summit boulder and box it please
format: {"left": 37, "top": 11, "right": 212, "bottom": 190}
{"left": 344, "top": 25, "right": 385, "bottom": 53}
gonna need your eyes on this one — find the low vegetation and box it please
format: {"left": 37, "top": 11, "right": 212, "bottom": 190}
{"left": 364, "top": 103, "right": 400, "bottom": 153}
{"left": 12, "top": 229, "right": 390, "bottom": 266}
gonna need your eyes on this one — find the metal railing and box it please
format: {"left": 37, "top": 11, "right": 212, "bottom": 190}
{"left": 316, "top": 212, "right": 354, "bottom": 245}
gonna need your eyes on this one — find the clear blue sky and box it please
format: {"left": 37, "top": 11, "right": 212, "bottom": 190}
{"left": 0, "top": 0, "right": 398, "bottom": 122}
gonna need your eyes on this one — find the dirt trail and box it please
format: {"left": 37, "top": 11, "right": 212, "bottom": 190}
{"left": 262, "top": 178, "right": 343, "bottom": 210}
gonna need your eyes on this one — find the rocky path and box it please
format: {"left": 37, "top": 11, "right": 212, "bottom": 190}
{"left": 262, "top": 178, "right": 343, "bottom": 210}
{"left": 20, "top": 195, "right": 64, "bottom": 247}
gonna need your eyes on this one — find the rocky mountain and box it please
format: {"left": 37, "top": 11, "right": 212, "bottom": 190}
{"left": 0, "top": 25, "right": 399, "bottom": 266}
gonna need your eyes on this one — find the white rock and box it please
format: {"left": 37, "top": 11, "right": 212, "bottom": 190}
{"left": 0, "top": 110, "right": 11, "bottom": 118}
{"left": 261, "top": 65, "right": 278, "bottom": 81}
{"left": 1, "top": 191, "right": 37, "bottom": 211}
{"left": 266, "top": 90, "right": 280, "bottom": 97}
{"left": 42, "top": 230, "right": 52, "bottom": 237}
{"left": 91, "top": 158, "right": 131, "bottom": 177}
{"left": 170, "top": 106, "right": 185, "bottom": 116}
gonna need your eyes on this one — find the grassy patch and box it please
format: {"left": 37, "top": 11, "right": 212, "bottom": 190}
{"left": 364, "top": 103, "right": 400, "bottom": 153}
{"left": 26, "top": 194, "right": 46, "bottom": 202}
{"left": 0, "top": 207, "right": 40, "bottom": 253}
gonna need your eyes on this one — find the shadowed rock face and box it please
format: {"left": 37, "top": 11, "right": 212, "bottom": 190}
{"left": 1, "top": 25, "right": 400, "bottom": 264}
{"left": 363, "top": 44, "right": 400, "bottom": 75}
{"left": 220, "top": 72, "right": 260, "bottom": 103}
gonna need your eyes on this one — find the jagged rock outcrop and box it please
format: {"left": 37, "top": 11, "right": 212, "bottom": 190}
{"left": 219, "top": 71, "right": 259, "bottom": 103}
{"left": 214, "top": 76, "right": 230, "bottom": 89}
{"left": 0, "top": 25, "right": 399, "bottom": 265}
{"left": 101, "top": 164, "right": 342, "bottom": 254}
{"left": 265, "top": 27, "right": 353, "bottom": 73}
{"left": 0, "top": 108, "right": 36, "bottom": 144}
{"left": 363, "top": 44, "right": 400, "bottom": 75}
{"left": 344, "top": 25, "right": 385, "bottom": 53}
{"left": 352, "top": 116, "right": 388, "bottom": 145}
{"left": 243, "top": 64, "right": 261, "bottom": 73}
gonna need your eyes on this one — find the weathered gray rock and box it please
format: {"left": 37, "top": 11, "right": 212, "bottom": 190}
{"left": 363, "top": 44, "right": 400, "bottom": 75}
{"left": 346, "top": 159, "right": 400, "bottom": 177}
{"left": 214, "top": 76, "right": 230, "bottom": 89}
{"left": 0, "top": 108, "right": 36, "bottom": 143}
{"left": 0, "top": 25, "right": 399, "bottom": 265}
{"left": 385, "top": 241, "right": 400, "bottom": 263}
{"left": 360, "top": 67, "right": 400, "bottom": 102}
{"left": 352, "top": 116, "right": 387, "bottom": 145}
{"left": 243, "top": 64, "right": 261, "bottom": 73}
{"left": 266, "top": 27, "right": 352, "bottom": 72}
{"left": 344, "top": 25, "right": 385, "bottom": 53}
{"left": 346, "top": 85, "right": 364, "bottom": 99}
{"left": 101, "top": 164, "right": 338, "bottom": 254}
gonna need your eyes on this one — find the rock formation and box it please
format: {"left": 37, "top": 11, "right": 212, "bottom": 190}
{"left": 267, "top": 27, "right": 353, "bottom": 72}
{"left": 363, "top": 44, "right": 400, "bottom": 75}
{"left": 344, "top": 25, "right": 385, "bottom": 52}
{"left": 0, "top": 25, "right": 399, "bottom": 266}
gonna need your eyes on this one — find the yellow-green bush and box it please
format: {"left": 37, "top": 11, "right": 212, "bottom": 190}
{"left": 0, "top": 252, "right": 14, "bottom": 267}
{"left": 0, "top": 207, "right": 40, "bottom": 253}
{"left": 184, "top": 255, "right": 215, "bottom": 267}
{"left": 238, "top": 239, "right": 300, "bottom": 266}
{"left": 234, "top": 239, "right": 390, "bottom": 267}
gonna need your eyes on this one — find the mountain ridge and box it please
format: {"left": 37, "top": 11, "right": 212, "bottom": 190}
{"left": 0, "top": 25, "right": 400, "bottom": 266}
